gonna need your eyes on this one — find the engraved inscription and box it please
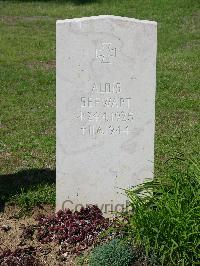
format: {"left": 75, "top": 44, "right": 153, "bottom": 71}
{"left": 79, "top": 111, "right": 134, "bottom": 122}
{"left": 96, "top": 43, "right": 117, "bottom": 64}
{"left": 77, "top": 82, "right": 134, "bottom": 137}
{"left": 80, "top": 125, "right": 130, "bottom": 136}
{"left": 92, "top": 82, "right": 121, "bottom": 93}
{"left": 80, "top": 97, "right": 131, "bottom": 108}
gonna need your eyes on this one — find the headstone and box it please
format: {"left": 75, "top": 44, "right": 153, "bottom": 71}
{"left": 56, "top": 15, "right": 157, "bottom": 215}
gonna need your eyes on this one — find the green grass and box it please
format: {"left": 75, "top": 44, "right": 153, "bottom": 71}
{"left": 0, "top": 0, "right": 199, "bottom": 208}
{"left": 125, "top": 158, "right": 200, "bottom": 265}
{"left": 0, "top": 168, "right": 55, "bottom": 210}
{"left": 13, "top": 183, "right": 56, "bottom": 211}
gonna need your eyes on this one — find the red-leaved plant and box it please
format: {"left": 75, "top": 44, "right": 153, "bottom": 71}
{"left": 36, "top": 205, "right": 110, "bottom": 253}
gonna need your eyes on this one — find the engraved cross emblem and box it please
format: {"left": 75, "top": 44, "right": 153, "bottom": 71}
{"left": 96, "top": 43, "right": 117, "bottom": 64}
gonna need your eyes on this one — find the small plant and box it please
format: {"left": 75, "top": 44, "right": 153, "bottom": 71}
{"left": 0, "top": 246, "right": 41, "bottom": 266}
{"left": 125, "top": 158, "right": 200, "bottom": 265}
{"left": 36, "top": 205, "right": 110, "bottom": 254}
{"left": 89, "top": 238, "right": 134, "bottom": 266}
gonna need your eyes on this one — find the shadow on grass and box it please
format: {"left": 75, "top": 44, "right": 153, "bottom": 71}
{"left": 0, "top": 168, "right": 55, "bottom": 212}
{"left": 70, "top": 0, "right": 101, "bottom": 4}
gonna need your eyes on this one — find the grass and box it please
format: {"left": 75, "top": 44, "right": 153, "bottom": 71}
{"left": 0, "top": 0, "right": 199, "bottom": 208}
{"left": 125, "top": 158, "right": 200, "bottom": 265}
{"left": 0, "top": 168, "right": 55, "bottom": 211}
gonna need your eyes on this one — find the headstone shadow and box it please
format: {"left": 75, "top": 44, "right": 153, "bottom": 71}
{"left": 0, "top": 168, "right": 55, "bottom": 212}
{"left": 70, "top": 0, "right": 101, "bottom": 4}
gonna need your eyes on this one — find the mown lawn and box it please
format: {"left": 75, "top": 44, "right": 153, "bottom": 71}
{"left": 0, "top": 0, "right": 199, "bottom": 209}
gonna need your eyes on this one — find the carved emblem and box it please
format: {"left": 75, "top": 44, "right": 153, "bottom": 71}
{"left": 96, "top": 43, "right": 117, "bottom": 64}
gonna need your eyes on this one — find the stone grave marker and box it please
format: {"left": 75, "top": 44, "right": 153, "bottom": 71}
{"left": 56, "top": 15, "right": 157, "bottom": 214}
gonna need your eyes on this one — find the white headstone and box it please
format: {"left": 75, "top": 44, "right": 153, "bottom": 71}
{"left": 56, "top": 15, "right": 157, "bottom": 215}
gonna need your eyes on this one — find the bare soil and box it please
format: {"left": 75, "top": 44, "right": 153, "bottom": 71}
{"left": 0, "top": 204, "right": 78, "bottom": 265}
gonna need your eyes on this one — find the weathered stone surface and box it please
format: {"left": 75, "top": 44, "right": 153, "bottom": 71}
{"left": 56, "top": 15, "right": 157, "bottom": 214}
